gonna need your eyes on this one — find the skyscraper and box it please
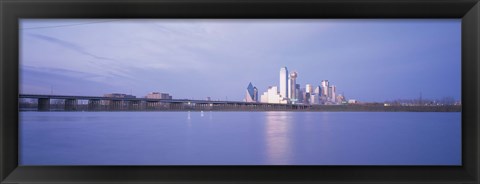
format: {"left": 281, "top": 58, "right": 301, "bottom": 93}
{"left": 303, "top": 92, "right": 310, "bottom": 104}
{"left": 336, "top": 93, "right": 345, "bottom": 104}
{"left": 314, "top": 85, "right": 322, "bottom": 94}
{"left": 253, "top": 87, "right": 258, "bottom": 102}
{"left": 310, "top": 93, "right": 320, "bottom": 104}
{"left": 305, "top": 84, "right": 313, "bottom": 94}
{"left": 295, "top": 84, "right": 300, "bottom": 100}
{"left": 288, "top": 71, "right": 297, "bottom": 100}
{"left": 330, "top": 85, "right": 336, "bottom": 103}
{"left": 321, "top": 80, "right": 329, "bottom": 97}
{"left": 298, "top": 86, "right": 304, "bottom": 103}
{"left": 314, "top": 86, "right": 323, "bottom": 104}
{"left": 279, "top": 67, "right": 289, "bottom": 99}
{"left": 328, "top": 86, "right": 332, "bottom": 100}
{"left": 245, "top": 82, "right": 258, "bottom": 102}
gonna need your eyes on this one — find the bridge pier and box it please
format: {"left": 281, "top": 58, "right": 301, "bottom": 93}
{"left": 146, "top": 101, "right": 157, "bottom": 110}
{"left": 128, "top": 101, "right": 140, "bottom": 111}
{"left": 109, "top": 100, "right": 123, "bottom": 111}
{"left": 127, "top": 101, "right": 134, "bottom": 110}
{"left": 88, "top": 99, "right": 101, "bottom": 111}
{"left": 194, "top": 103, "right": 209, "bottom": 110}
{"left": 38, "top": 98, "right": 50, "bottom": 111}
{"left": 159, "top": 102, "right": 165, "bottom": 110}
{"left": 172, "top": 102, "right": 184, "bottom": 110}
{"left": 168, "top": 103, "right": 177, "bottom": 110}
{"left": 65, "top": 99, "right": 77, "bottom": 111}
{"left": 140, "top": 101, "right": 147, "bottom": 110}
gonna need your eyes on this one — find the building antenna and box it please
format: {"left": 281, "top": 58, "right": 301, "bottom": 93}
{"left": 50, "top": 86, "right": 53, "bottom": 95}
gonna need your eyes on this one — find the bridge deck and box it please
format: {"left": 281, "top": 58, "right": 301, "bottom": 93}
{"left": 19, "top": 94, "right": 293, "bottom": 105}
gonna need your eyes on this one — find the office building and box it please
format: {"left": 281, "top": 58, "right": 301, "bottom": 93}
{"left": 303, "top": 92, "right": 311, "bottom": 104}
{"left": 321, "top": 80, "right": 329, "bottom": 97}
{"left": 310, "top": 93, "right": 320, "bottom": 104}
{"left": 260, "top": 90, "right": 268, "bottom": 103}
{"left": 260, "top": 86, "right": 287, "bottom": 104}
{"left": 279, "top": 67, "right": 289, "bottom": 99}
{"left": 145, "top": 92, "right": 172, "bottom": 99}
{"left": 295, "top": 84, "right": 301, "bottom": 103}
{"left": 336, "top": 94, "right": 345, "bottom": 104}
{"left": 314, "top": 86, "right": 322, "bottom": 95}
{"left": 256, "top": 67, "right": 348, "bottom": 105}
{"left": 298, "top": 87, "right": 304, "bottom": 103}
{"left": 102, "top": 93, "right": 136, "bottom": 106}
{"left": 245, "top": 82, "right": 258, "bottom": 102}
{"left": 328, "top": 87, "right": 332, "bottom": 99}
{"left": 104, "top": 93, "right": 136, "bottom": 98}
{"left": 288, "top": 71, "right": 298, "bottom": 100}
{"left": 303, "top": 84, "right": 313, "bottom": 104}
{"left": 305, "top": 84, "right": 313, "bottom": 94}
{"left": 330, "top": 85, "right": 336, "bottom": 103}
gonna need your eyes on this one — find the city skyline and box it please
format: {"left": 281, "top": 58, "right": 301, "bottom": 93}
{"left": 251, "top": 66, "right": 343, "bottom": 105}
{"left": 20, "top": 19, "right": 461, "bottom": 102}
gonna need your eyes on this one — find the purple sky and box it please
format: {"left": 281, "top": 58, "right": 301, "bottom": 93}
{"left": 20, "top": 19, "right": 461, "bottom": 102}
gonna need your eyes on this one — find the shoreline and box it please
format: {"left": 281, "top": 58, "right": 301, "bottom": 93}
{"left": 19, "top": 105, "right": 462, "bottom": 112}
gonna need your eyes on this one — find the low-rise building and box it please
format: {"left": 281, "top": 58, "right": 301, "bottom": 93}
{"left": 103, "top": 93, "right": 136, "bottom": 98}
{"left": 145, "top": 92, "right": 172, "bottom": 99}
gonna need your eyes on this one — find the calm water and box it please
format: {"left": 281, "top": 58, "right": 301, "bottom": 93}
{"left": 19, "top": 111, "right": 461, "bottom": 165}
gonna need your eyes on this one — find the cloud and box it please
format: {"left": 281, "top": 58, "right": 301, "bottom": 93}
{"left": 20, "top": 66, "right": 119, "bottom": 95}
{"left": 27, "top": 33, "right": 116, "bottom": 61}
{"left": 19, "top": 19, "right": 461, "bottom": 101}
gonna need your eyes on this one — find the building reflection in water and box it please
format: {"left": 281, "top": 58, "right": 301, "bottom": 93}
{"left": 317, "top": 112, "right": 332, "bottom": 156}
{"left": 264, "top": 111, "right": 293, "bottom": 165}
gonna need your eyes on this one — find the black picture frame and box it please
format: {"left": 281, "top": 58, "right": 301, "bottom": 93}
{"left": 1, "top": 0, "right": 479, "bottom": 183}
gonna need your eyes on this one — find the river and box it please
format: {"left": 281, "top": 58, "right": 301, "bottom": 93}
{"left": 19, "top": 111, "right": 461, "bottom": 165}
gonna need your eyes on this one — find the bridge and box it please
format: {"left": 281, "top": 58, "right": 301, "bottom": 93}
{"left": 19, "top": 94, "right": 461, "bottom": 112}
{"left": 19, "top": 94, "right": 311, "bottom": 111}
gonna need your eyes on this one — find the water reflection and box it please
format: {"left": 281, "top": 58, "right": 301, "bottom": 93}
{"left": 318, "top": 112, "right": 332, "bottom": 153}
{"left": 186, "top": 111, "right": 192, "bottom": 129}
{"left": 264, "top": 111, "right": 293, "bottom": 165}
{"left": 20, "top": 112, "right": 461, "bottom": 165}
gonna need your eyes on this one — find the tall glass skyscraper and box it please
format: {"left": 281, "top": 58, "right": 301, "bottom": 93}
{"left": 253, "top": 87, "right": 258, "bottom": 102}
{"left": 245, "top": 82, "right": 258, "bottom": 102}
{"left": 279, "top": 67, "right": 289, "bottom": 98}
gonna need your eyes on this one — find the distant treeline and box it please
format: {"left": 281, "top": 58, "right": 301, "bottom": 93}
{"left": 308, "top": 104, "right": 461, "bottom": 112}
{"left": 384, "top": 96, "right": 459, "bottom": 106}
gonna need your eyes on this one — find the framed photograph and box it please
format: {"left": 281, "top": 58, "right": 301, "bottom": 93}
{"left": 1, "top": 0, "right": 479, "bottom": 183}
